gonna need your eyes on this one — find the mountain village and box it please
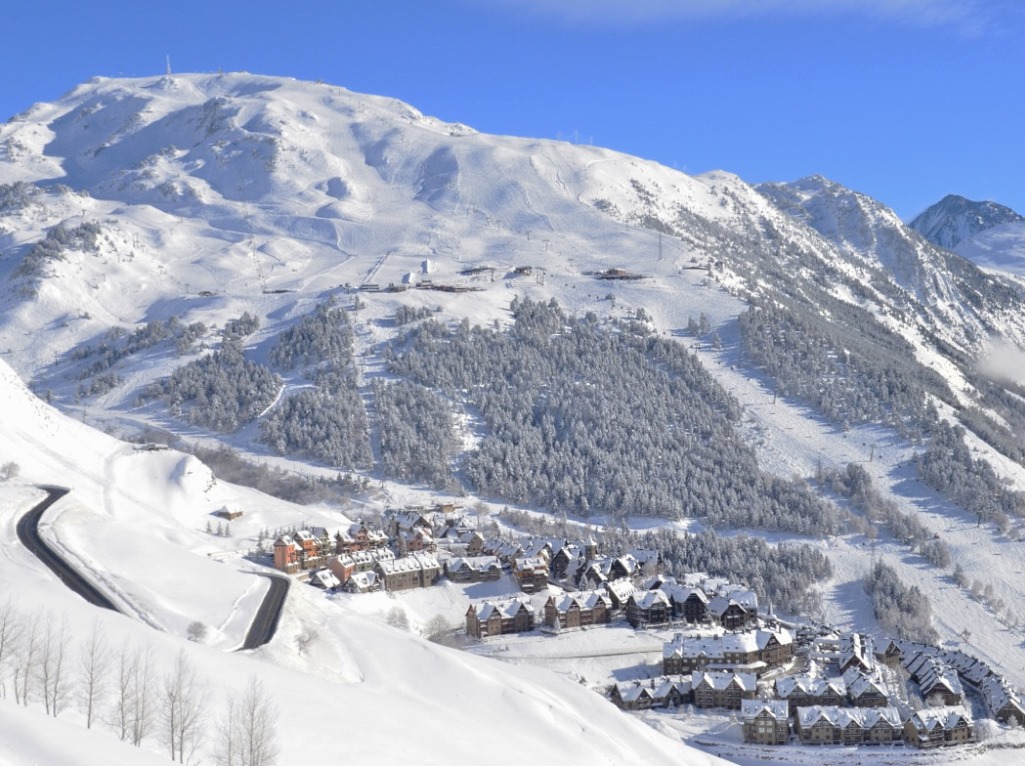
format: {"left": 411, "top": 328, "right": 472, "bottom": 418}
{"left": 261, "top": 499, "right": 1025, "bottom": 754}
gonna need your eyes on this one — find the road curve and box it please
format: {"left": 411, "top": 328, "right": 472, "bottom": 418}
{"left": 18, "top": 485, "right": 289, "bottom": 648}
{"left": 240, "top": 573, "right": 289, "bottom": 650}
{"left": 15, "top": 486, "right": 120, "bottom": 612}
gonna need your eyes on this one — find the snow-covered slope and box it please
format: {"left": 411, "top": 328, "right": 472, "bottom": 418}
{"left": 0, "top": 354, "right": 723, "bottom": 766}
{"left": 909, "top": 193, "right": 1024, "bottom": 250}
{"left": 954, "top": 221, "right": 1025, "bottom": 275}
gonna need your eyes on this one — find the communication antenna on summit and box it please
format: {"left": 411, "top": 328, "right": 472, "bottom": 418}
{"left": 166, "top": 55, "right": 172, "bottom": 75}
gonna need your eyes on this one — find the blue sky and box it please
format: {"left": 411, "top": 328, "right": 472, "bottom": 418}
{"left": 1, "top": 0, "right": 1022, "bottom": 219}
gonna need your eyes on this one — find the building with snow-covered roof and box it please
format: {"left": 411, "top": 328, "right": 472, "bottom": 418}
{"left": 512, "top": 555, "right": 549, "bottom": 593}
{"left": 603, "top": 577, "right": 636, "bottom": 610}
{"left": 906, "top": 655, "right": 964, "bottom": 707}
{"left": 272, "top": 535, "right": 301, "bottom": 574}
{"left": 980, "top": 675, "right": 1025, "bottom": 725}
{"left": 307, "top": 568, "right": 340, "bottom": 590}
{"left": 669, "top": 585, "right": 710, "bottom": 623}
{"left": 889, "top": 640, "right": 1025, "bottom": 725}
{"left": 375, "top": 551, "right": 440, "bottom": 591}
{"left": 628, "top": 547, "right": 661, "bottom": 576}
{"left": 543, "top": 590, "right": 612, "bottom": 630}
{"left": 445, "top": 555, "right": 502, "bottom": 583}
{"left": 336, "top": 522, "right": 389, "bottom": 553}
{"left": 550, "top": 542, "right": 582, "bottom": 579}
{"left": 610, "top": 676, "right": 691, "bottom": 711}
{"left": 692, "top": 671, "right": 757, "bottom": 709}
{"left": 609, "top": 681, "right": 655, "bottom": 711}
{"left": 663, "top": 628, "right": 793, "bottom": 675}
{"left": 741, "top": 700, "right": 790, "bottom": 745}
{"left": 397, "top": 525, "right": 435, "bottom": 554}
{"left": 343, "top": 570, "right": 381, "bottom": 593}
{"left": 625, "top": 588, "right": 672, "bottom": 627}
{"left": 327, "top": 548, "right": 395, "bottom": 585}
{"left": 520, "top": 539, "right": 553, "bottom": 562}
{"left": 842, "top": 667, "right": 889, "bottom": 708}
{"left": 795, "top": 706, "right": 902, "bottom": 746}
{"left": 903, "top": 707, "right": 973, "bottom": 748}
{"left": 774, "top": 674, "right": 846, "bottom": 710}
{"left": 465, "top": 597, "right": 535, "bottom": 639}
{"left": 839, "top": 633, "right": 875, "bottom": 674}
{"left": 214, "top": 503, "right": 243, "bottom": 521}
{"left": 481, "top": 538, "right": 524, "bottom": 565}
{"left": 707, "top": 594, "right": 757, "bottom": 630}
{"left": 650, "top": 676, "right": 692, "bottom": 708}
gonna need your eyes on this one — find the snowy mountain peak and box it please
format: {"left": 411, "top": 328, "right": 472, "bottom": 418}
{"left": 909, "top": 193, "right": 1024, "bottom": 250}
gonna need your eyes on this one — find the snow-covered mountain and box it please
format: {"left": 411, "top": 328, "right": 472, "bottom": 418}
{"left": 909, "top": 193, "right": 1024, "bottom": 250}
{"left": 908, "top": 193, "right": 1025, "bottom": 276}
{"left": 3, "top": 73, "right": 1024, "bottom": 394}
{"left": 5, "top": 72, "right": 1025, "bottom": 766}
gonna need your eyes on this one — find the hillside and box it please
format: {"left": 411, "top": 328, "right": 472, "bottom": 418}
{"left": 4, "top": 72, "right": 1025, "bottom": 765}
{"left": 0, "top": 354, "right": 722, "bottom": 766}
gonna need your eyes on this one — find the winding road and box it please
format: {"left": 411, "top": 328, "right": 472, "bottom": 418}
{"left": 16, "top": 486, "right": 288, "bottom": 649}
{"left": 15, "top": 486, "right": 118, "bottom": 611}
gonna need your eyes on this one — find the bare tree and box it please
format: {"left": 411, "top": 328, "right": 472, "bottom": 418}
{"left": 215, "top": 677, "right": 280, "bottom": 766}
{"left": 294, "top": 630, "right": 316, "bottom": 656}
{"left": 384, "top": 607, "right": 409, "bottom": 631}
{"left": 14, "top": 611, "right": 41, "bottom": 706}
{"left": 112, "top": 641, "right": 137, "bottom": 741}
{"left": 186, "top": 621, "right": 208, "bottom": 643}
{"left": 79, "top": 620, "right": 110, "bottom": 728}
{"left": 36, "top": 611, "right": 55, "bottom": 714}
{"left": 111, "top": 641, "right": 155, "bottom": 745}
{"left": 423, "top": 614, "right": 450, "bottom": 642}
{"left": 0, "top": 597, "right": 21, "bottom": 699}
{"left": 37, "top": 611, "right": 73, "bottom": 716}
{"left": 161, "top": 650, "right": 208, "bottom": 763}
{"left": 130, "top": 645, "right": 156, "bottom": 747}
